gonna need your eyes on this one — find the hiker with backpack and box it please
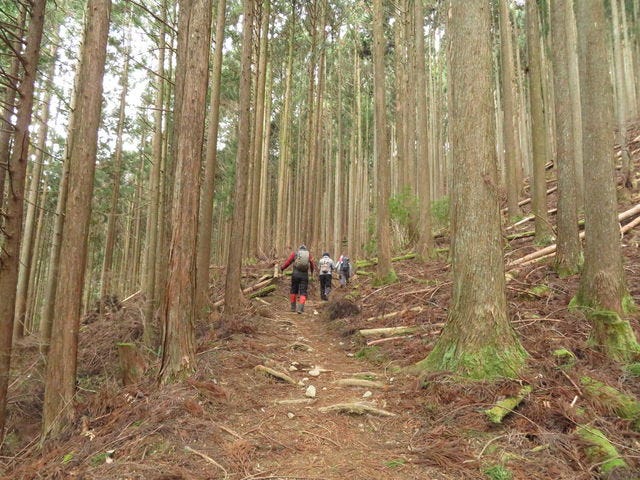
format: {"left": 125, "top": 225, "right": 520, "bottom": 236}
{"left": 317, "top": 252, "right": 335, "bottom": 301}
{"left": 280, "top": 245, "right": 316, "bottom": 313}
{"left": 336, "top": 254, "right": 352, "bottom": 287}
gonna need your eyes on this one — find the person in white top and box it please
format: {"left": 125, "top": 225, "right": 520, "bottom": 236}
{"left": 317, "top": 252, "right": 335, "bottom": 301}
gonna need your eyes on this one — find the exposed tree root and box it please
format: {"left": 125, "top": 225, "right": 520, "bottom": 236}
{"left": 318, "top": 402, "right": 396, "bottom": 417}
{"left": 254, "top": 365, "right": 299, "bottom": 385}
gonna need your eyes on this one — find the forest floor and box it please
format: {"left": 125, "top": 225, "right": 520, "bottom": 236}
{"left": 4, "top": 150, "right": 640, "bottom": 479}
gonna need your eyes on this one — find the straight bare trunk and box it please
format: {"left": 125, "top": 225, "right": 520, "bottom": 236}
{"left": 42, "top": 0, "right": 111, "bottom": 439}
{"left": 0, "top": 0, "right": 46, "bottom": 441}
{"left": 158, "top": 0, "right": 212, "bottom": 384}
{"left": 416, "top": 0, "right": 526, "bottom": 379}
{"left": 223, "top": 0, "right": 255, "bottom": 315}
{"left": 372, "top": 0, "right": 394, "bottom": 283}
{"left": 575, "top": 1, "right": 640, "bottom": 362}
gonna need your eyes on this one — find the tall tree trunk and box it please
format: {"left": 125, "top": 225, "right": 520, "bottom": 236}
{"left": 39, "top": 128, "right": 72, "bottom": 351}
{"left": 258, "top": 68, "right": 272, "bottom": 255}
{"left": 575, "top": 0, "right": 640, "bottom": 362}
{"left": 27, "top": 177, "right": 48, "bottom": 330}
{"left": 158, "top": 0, "right": 212, "bottom": 384}
{"left": 526, "top": 0, "right": 553, "bottom": 244}
{"left": 142, "top": 0, "right": 167, "bottom": 343}
{"left": 311, "top": 26, "right": 326, "bottom": 248}
{"left": 251, "top": 0, "right": 270, "bottom": 257}
{"left": 0, "top": 6, "right": 26, "bottom": 212}
{"left": 372, "top": 0, "right": 394, "bottom": 284}
{"left": 550, "top": 0, "right": 581, "bottom": 277}
{"left": 499, "top": 0, "right": 521, "bottom": 219}
{"left": 100, "top": 34, "right": 130, "bottom": 305}
{"left": 564, "top": 0, "right": 584, "bottom": 209}
{"left": 611, "top": 0, "right": 632, "bottom": 193}
{"left": 275, "top": 4, "right": 295, "bottom": 254}
{"left": 14, "top": 51, "right": 55, "bottom": 338}
{"left": 416, "top": 0, "right": 526, "bottom": 379}
{"left": 415, "top": 0, "right": 433, "bottom": 259}
{"left": 223, "top": 0, "right": 255, "bottom": 315}
{"left": 0, "top": 0, "right": 46, "bottom": 441}
{"left": 42, "top": 0, "right": 111, "bottom": 439}
{"left": 195, "top": 0, "right": 227, "bottom": 318}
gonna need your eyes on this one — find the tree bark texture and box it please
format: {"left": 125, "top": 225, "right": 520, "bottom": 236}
{"left": 525, "top": 0, "right": 553, "bottom": 244}
{"left": 0, "top": 0, "right": 46, "bottom": 441}
{"left": 415, "top": 0, "right": 433, "bottom": 259}
{"left": 416, "top": 0, "right": 526, "bottom": 379}
{"left": 195, "top": 0, "right": 227, "bottom": 319}
{"left": 575, "top": 1, "right": 640, "bottom": 362}
{"left": 0, "top": 6, "right": 25, "bottom": 211}
{"left": 499, "top": 0, "right": 521, "bottom": 219}
{"left": 142, "top": 0, "right": 167, "bottom": 343}
{"left": 550, "top": 0, "right": 581, "bottom": 277}
{"left": 223, "top": 0, "right": 255, "bottom": 315}
{"left": 372, "top": 0, "right": 394, "bottom": 284}
{"left": 42, "top": 0, "right": 111, "bottom": 439}
{"left": 158, "top": 0, "right": 212, "bottom": 384}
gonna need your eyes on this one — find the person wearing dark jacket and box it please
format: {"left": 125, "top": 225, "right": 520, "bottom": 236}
{"left": 280, "top": 245, "right": 315, "bottom": 313}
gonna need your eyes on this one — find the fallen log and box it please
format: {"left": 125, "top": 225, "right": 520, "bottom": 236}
{"left": 581, "top": 377, "right": 640, "bottom": 430}
{"left": 318, "top": 402, "right": 396, "bottom": 417}
{"left": 507, "top": 203, "right": 640, "bottom": 268}
{"left": 506, "top": 209, "right": 557, "bottom": 230}
{"left": 364, "top": 306, "right": 424, "bottom": 322}
{"left": 213, "top": 276, "right": 275, "bottom": 307}
{"left": 501, "top": 186, "right": 557, "bottom": 213}
{"left": 356, "top": 253, "right": 417, "bottom": 269}
{"left": 334, "top": 378, "right": 386, "bottom": 389}
{"left": 249, "top": 284, "right": 276, "bottom": 299}
{"left": 575, "top": 425, "right": 628, "bottom": 476}
{"left": 484, "top": 385, "right": 532, "bottom": 424}
{"left": 359, "top": 325, "right": 420, "bottom": 338}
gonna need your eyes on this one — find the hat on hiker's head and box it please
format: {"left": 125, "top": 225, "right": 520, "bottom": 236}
{"left": 322, "top": 252, "right": 329, "bottom": 257}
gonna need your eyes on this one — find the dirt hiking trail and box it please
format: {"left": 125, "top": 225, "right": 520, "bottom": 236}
{"left": 4, "top": 252, "right": 640, "bottom": 479}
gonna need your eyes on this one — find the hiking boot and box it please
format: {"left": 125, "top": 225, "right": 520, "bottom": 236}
{"left": 297, "top": 303, "right": 304, "bottom": 314}
{"left": 321, "top": 294, "right": 327, "bottom": 301}
{"left": 290, "top": 303, "right": 296, "bottom": 312}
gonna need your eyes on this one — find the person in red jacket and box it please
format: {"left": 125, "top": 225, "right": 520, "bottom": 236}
{"left": 280, "top": 245, "right": 315, "bottom": 313}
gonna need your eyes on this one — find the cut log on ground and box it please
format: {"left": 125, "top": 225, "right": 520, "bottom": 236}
{"left": 249, "top": 284, "right": 276, "bottom": 299}
{"left": 213, "top": 276, "right": 275, "bottom": 307}
{"left": 364, "top": 306, "right": 424, "bottom": 322}
{"left": 575, "top": 425, "right": 628, "bottom": 476}
{"left": 507, "top": 203, "right": 640, "bottom": 269}
{"left": 501, "top": 185, "right": 557, "bottom": 214}
{"left": 359, "top": 326, "right": 420, "bottom": 338}
{"left": 484, "top": 385, "right": 532, "bottom": 424}
{"left": 334, "top": 378, "right": 386, "bottom": 389}
{"left": 506, "top": 209, "right": 557, "bottom": 230}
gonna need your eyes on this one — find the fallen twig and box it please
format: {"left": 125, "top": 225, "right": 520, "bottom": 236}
{"left": 184, "top": 445, "right": 228, "bottom": 479}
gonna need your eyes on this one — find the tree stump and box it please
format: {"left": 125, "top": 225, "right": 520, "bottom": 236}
{"left": 117, "top": 343, "right": 147, "bottom": 385}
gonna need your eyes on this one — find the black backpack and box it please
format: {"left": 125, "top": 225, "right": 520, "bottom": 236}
{"left": 341, "top": 257, "right": 350, "bottom": 273}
